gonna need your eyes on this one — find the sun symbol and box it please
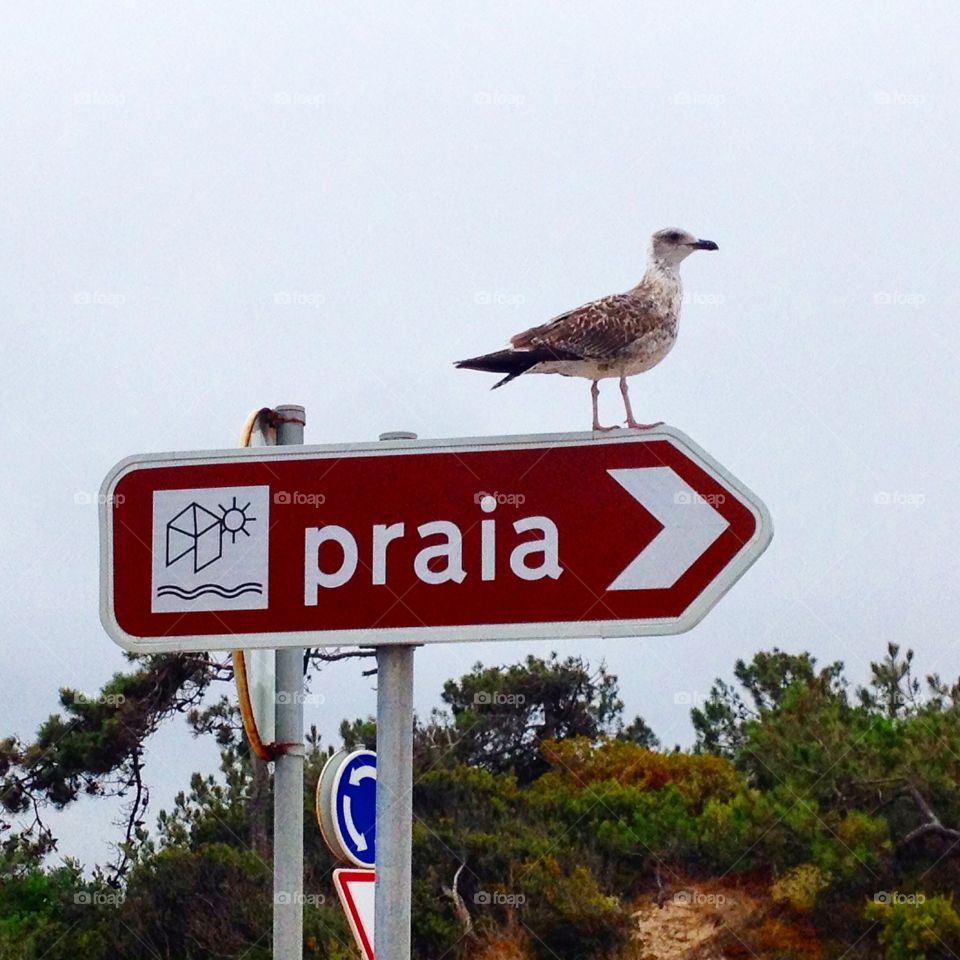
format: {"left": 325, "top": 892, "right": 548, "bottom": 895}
{"left": 218, "top": 497, "right": 256, "bottom": 543}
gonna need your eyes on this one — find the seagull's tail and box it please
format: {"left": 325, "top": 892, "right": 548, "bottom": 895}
{"left": 455, "top": 349, "right": 542, "bottom": 389}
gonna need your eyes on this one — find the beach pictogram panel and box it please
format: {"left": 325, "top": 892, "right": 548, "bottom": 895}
{"left": 151, "top": 486, "right": 269, "bottom": 613}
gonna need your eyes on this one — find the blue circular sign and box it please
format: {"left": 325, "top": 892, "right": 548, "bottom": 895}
{"left": 329, "top": 750, "right": 377, "bottom": 868}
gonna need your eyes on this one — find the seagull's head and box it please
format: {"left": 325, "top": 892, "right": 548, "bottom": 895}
{"left": 649, "top": 228, "right": 719, "bottom": 268}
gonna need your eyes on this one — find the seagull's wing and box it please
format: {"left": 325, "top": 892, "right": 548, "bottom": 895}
{"left": 456, "top": 288, "right": 671, "bottom": 389}
{"left": 510, "top": 292, "right": 663, "bottom": 360}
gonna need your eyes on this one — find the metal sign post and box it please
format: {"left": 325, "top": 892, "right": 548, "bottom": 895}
{"left": 374, "top": 644, "right": 415, "bottom": 960}
{"left": 273, "top": 405, "right": 306, "bottom": 960}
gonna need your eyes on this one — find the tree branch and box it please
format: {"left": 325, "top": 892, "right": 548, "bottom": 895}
{"left": 898, "top": 784, "right": 960, "bottom": 848}
{"left": 442, "top": 861, "right": 477, "bottom": 941}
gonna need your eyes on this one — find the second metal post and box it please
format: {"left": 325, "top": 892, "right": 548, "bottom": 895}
{"left": 374, "top": 644, "right": 415, "bottom": 960}
{"left": 273, "top": 404, "right": 306, "bottom": 959}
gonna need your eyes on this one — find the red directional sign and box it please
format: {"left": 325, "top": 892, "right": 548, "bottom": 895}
{"left": 99, "top": 428, "right": 771, "bottom": 653}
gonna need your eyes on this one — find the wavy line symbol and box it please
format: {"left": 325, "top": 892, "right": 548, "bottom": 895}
{"left": 156, "top": 582, "right": 263, "bottom": 600}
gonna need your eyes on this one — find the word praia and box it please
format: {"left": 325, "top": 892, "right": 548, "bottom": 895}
{"left": 304, "top": 497, "right": 562, "bottom": 603}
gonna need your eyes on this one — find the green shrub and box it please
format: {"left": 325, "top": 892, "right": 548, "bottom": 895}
{"left": 865, "top": 894, "right": 960, "bottom": 960}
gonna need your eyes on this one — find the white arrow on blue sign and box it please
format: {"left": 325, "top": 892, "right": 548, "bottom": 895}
{"left": 317, "top": 749, "right": 377, "bottom": 868}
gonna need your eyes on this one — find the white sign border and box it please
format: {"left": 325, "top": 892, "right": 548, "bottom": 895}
{"left": 99, "top": 427, "right": 773, "bottom": 653}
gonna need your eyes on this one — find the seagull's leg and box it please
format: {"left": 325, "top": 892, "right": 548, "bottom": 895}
{"left": 620, "top": 376, "right": 663, "bottom": 430}
{"left": 592, "top": 381, "right": 617, "bottom": 432}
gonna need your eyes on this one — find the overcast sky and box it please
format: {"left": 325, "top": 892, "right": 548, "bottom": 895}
{"left": 2, "top": 1, "right": 959, "bottom": 869}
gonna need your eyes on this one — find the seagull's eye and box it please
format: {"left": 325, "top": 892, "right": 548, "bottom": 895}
{"left": 664, "top": 231, "right": 683, "bottom": 243}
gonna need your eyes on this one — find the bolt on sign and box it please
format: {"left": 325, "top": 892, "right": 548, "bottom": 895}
{"left": 99, "top": 428, "right": 772, "bottom": 653}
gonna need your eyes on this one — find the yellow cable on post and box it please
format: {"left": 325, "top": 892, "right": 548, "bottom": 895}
{"left": 239, "top": 406, "right": 275, "bottom": 447}
{"left": 233, "top": 408, "right": 277, "bottom": 762}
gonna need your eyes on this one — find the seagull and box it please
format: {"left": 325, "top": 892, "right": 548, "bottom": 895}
{"left": 455, "top": 228, "right": 718, "bottom": 431}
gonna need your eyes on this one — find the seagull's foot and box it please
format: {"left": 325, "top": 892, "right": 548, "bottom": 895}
{"left": 592, "top": 422, "right": 620, "bottom": 432}
{"left": 625, "top": 419, "right": 664, "bottom": 430}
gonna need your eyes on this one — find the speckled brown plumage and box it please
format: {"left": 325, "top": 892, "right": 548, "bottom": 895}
{"left": 456, "top": 227, "right": 718, "bottom": 430}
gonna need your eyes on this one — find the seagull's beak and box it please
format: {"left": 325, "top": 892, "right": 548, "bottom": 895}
{"left": 690, "top": 239, "right": 719, "bottom": 251}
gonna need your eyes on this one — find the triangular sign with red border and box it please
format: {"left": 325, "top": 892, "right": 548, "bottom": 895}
{"left": 333, "top": 868, "right": 375, "bottom": 960}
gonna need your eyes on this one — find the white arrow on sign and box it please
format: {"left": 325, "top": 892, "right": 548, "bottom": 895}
{"left": 343, "top": 762, "right": 377, "bottom": 852}
{"left": 349, "top": 763, "right": 377, "bottom": 787}
{"left": 606, "top": 467, "right": 730, "bottom": 591}
{"left": 342, "top": 796, "right": 368, "bottom": 852}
